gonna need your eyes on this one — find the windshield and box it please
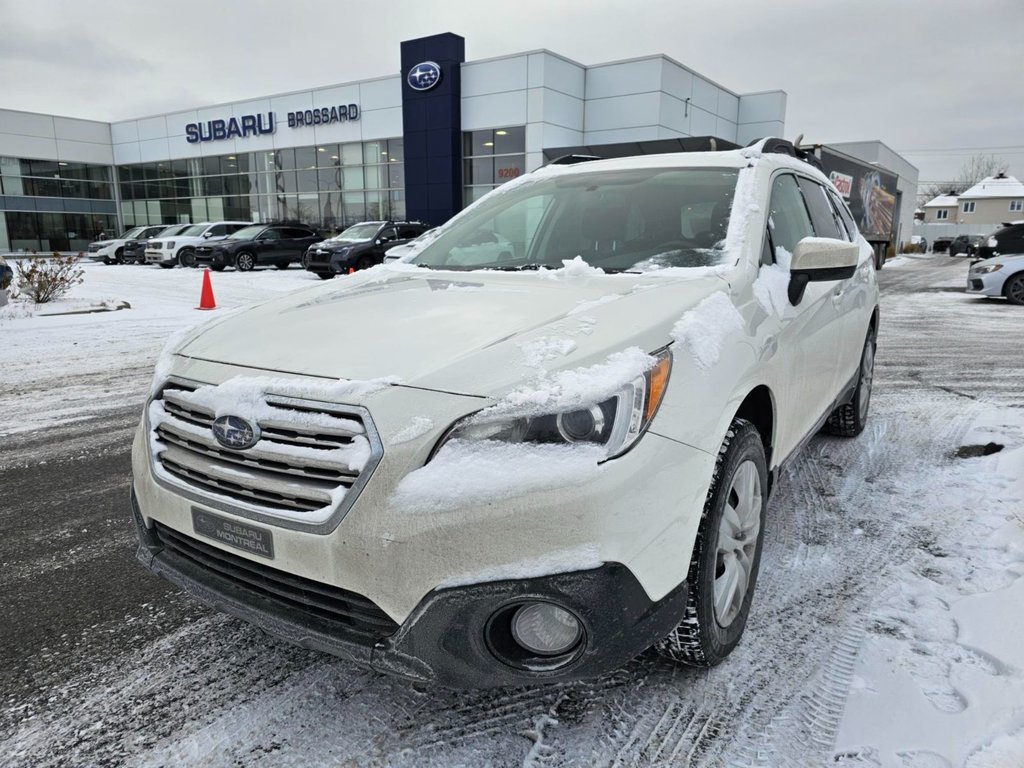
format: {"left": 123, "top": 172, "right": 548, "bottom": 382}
{"left": 412, "top": 167, "right": 740, "bottom": 272}
{"left": 329, "top": 223, "right": 380, "bottom": 242}
{"left": 118, "top": 227, "right": 145, "bottom": 240}
{"left": 162, "top": 224, "right": 192, "bottom": 237}
{"left": 228, "top": 225, "right": 266, "bottom": 240}
{"left": 181, "top": 224, "right": 206, "bottom": 237}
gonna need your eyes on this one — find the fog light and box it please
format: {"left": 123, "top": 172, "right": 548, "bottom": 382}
{"left": 510, "top": 603, "right": 582, "bottom": 656}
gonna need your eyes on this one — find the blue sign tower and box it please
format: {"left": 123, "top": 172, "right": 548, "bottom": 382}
{"left": 400, "top": 33, "right": 465, "bottom": 226}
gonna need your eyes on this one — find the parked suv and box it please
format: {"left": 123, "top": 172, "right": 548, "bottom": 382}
{"left": 88, "top": 225, "right": 169, "bottom": 264}
{"left": 132, "top": 139, "right": 879, "bottom": 688}
{"left": 948, "top": 234, "right": 984, "bottom": 257}
{"left": 194, "top": 224, "right": 320, "bottom": 271}
{"left": 304, "top": 221, "right": 430, "bottom": 279}
{"left": 128, "top": 224, "right": 191, "bottom": 265}
{"left": 976, "top": 222, "right": 1024, "bottom": 261}
{"left": 146, "top": 221, "right": 251, "bottom": 268}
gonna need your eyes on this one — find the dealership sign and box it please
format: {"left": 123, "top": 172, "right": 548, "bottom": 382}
{"left": 407, "top": 61, "right": 441, "bottom": 91}
{"left": 185, "top": 105, "right": 360, "bottom": 143}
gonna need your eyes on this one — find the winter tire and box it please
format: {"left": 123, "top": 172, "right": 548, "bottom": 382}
{"left": 657, "top": 418, "right": 767, "bottom": 667}
{"left": 178, "top": 249, "right": 196, "bottom": 268}
{"left": 824, "top": 330, "right": 875, "bottom": 437}
{"left": 114, "top": 247, "right": 124, "bottom": 264}
{"left": 235, "top": 251, "right": 256, "bottom": 272}
{"left": 1003, "top": 273, "right": 1024, "bottom": 306}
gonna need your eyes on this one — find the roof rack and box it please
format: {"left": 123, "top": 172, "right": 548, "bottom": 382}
{"left": 546, "top": 154, "right": 602, "bottom": 166}
{"left": 746, "top": 137, "right": 823, "bottom": 172}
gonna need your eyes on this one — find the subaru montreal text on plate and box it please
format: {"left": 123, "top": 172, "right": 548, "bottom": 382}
{"left": 131, "top": 139, "right": 880, "bottom": 688}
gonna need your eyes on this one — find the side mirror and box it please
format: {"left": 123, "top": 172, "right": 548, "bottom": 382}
{"left": 788, "top": 237, "right": 859, "bottom": 305}
{"left": 202, "top": 232, "right": 212, "bottom": 239}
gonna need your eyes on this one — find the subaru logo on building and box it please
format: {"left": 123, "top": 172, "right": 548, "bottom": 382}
{"left": 407, "top": 61, "right": 441, "bottom": 91}
{"left": 211, "top": 415, "right": 260, "bottom": 450}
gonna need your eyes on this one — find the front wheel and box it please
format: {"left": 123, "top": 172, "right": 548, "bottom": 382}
{"left": 209, "top": 264, "right": 226, "bottom": 272}
{"left": 178, "top": 248, "right": 196, "bottom": 268}
{"left": 234, "top": 251, "right": 256, "bottom": 272}
{"left": 1003, "top": 273, "right": 1024, "bottom": 306}
{"left": 824, "top": 331, "right": 876, "bottom": 437}
{"left": 657, "top": 419, "right": 767, "bottom": 667}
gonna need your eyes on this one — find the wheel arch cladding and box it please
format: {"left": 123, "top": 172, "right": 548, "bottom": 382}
{"left": 735, "top": 384, "right": 775, "bottom": 469}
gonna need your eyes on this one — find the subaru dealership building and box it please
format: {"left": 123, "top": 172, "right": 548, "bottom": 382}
{"left": 0, "top": 32, "right": 913, "bottom": 253}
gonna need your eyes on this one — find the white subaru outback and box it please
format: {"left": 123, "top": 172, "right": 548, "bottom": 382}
{"left": 131, "top": 139, "right": 879, "bottom": 688}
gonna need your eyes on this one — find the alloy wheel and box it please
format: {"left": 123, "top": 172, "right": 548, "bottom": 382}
{"left": 713, "top": 460, "right": 762, "bottom": 627}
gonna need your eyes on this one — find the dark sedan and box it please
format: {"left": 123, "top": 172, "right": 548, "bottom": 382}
{"left": 194, "top": 224, "right": 321, "bottom": 271}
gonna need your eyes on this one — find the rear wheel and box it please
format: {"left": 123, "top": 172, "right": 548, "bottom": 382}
{"left": 1003, "top": 273, "right": 1024, "bottom": 305}
{"left": 825, "top": 330, "right": 875, "bottom": 437}
{"left": 234, "top": 251, "right": 256, "bottom": 272}
{"left": 657, "top": 419, "right": 767, "bottom": 667}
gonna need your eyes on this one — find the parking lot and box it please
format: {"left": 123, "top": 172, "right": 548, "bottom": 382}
{"left": 1, "top": 255, "right": 1022, "bottom": 767}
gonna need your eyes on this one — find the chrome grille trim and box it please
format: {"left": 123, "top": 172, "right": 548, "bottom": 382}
{"left": 147, "top": 376, "right": 384, "bottom": 534}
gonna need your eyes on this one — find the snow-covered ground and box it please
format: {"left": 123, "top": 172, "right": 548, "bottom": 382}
{"left": 1, "top": 256, "right": 1023, "bottom": 766}
{"left": 0, "top": 262, "right": 316, "bottom": 436}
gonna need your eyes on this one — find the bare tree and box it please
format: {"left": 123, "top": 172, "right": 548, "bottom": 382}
{"left": 918, "top": 154, "right": 1007, "bottom": 206}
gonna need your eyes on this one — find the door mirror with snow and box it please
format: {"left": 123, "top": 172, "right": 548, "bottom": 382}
{"left": 788, "top": 237, "right": 859, "bottom": 305}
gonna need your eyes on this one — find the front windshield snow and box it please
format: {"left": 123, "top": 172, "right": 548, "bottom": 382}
{"left": 412, "top": 167, "right": 740, "bottom": 272}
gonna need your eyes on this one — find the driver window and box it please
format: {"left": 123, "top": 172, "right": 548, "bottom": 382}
{"left": 767, "top": 174, "right": 814, "bottom": 262}
{"left": 261, "top": 229, "right": 282, "bottom": 241}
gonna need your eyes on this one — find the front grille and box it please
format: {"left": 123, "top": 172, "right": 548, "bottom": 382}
{"left": 150, "top": 380, "right": 379, "bottom": 521}
{"left": 153, "top": 522, "right": 398, "bottom": 641}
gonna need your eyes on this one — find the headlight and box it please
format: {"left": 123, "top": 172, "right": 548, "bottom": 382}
{"left": 434, "top": 349, "right": 672, "bottom": 460}
{"left": 973, "top": 264, "right": 1003, "bottom": 274}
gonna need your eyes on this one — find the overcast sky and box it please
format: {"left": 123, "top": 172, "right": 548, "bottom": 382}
{"left": 2, "top": 0, "right": 1021, "bottom": 191}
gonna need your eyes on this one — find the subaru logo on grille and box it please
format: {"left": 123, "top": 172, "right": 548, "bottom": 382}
{"left": 407, "top": 61, "right": 441, "bottom": 91}
{"left": 211, "top": 415, "right": 260, "bottom": 450}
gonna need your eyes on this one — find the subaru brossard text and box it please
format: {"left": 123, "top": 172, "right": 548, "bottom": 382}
{"left": 131, "top": 140, "right": 880, "bottom": 688}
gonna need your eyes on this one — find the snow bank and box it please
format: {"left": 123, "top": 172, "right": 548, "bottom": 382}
{"left": 438, "top": 544, "right": 602, "bottom": 588}
{"left": 392, "top": 439, "right": 605, "bottom": 514}
{"left": 671, "top": 291, "right": 744, "bottom": 370}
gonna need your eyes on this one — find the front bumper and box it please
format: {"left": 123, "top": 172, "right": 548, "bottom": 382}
{"left": 304, "top": 250, "right": 351, "bottom": 274}
{"left": 145, "top": 249, "right": 176, "bottom": 266}
{"left": 194, "top": 250, "right": 229, "bottom": 266}
{"left": 87, "top": 245, "right": 116, "bottom": 261}
{"left": 132, "top": 488, "right": 688, "bottom": 688}
{"left": 966, "top": 271, "right": 1005, "bottom": 296}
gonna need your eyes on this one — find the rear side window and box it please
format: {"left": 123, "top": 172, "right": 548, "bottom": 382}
{"left": 284, "top": 228, "right": 315, "bottom": 239}
{"left": 767, "top": 174, "right": 814, "bottom": 259}
{"left": 827, "top": 189, "right": 858, "bottom": 239}
{"left": 797, "top": 177, "right": 843, "bottom": 240}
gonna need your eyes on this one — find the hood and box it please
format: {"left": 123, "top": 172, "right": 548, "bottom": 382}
{"left": 176, "top": 265, "right": 730, "bottom": 397}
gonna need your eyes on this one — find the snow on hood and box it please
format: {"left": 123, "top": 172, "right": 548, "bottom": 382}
{"left": 172, "top": 263, "right": 730, "bottom": 399}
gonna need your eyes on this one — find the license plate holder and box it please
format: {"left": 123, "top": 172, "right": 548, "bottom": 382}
{"left": 192, "top": 508, "right": 274, "bottom": 559}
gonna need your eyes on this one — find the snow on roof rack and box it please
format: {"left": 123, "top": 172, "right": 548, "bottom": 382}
{"left": 747, "top": 137, "right": 823, "bottom": 172}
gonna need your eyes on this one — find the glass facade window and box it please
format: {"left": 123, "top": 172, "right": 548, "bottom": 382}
{"left": 462, "top": 126, "right": 526, "bottom": 207}
{"left": 116, "top": 139, "right": 406, "bottom": 231}
{"left": 0, "top": 155, "right": 118, "bottom": 251}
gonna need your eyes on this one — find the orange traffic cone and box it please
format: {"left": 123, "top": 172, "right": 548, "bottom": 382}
{"left": 348, "top": 267, "right": 355, "bottom": 275}
{"left": 197, "top": 268, "right": 217, "bottom": 310}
